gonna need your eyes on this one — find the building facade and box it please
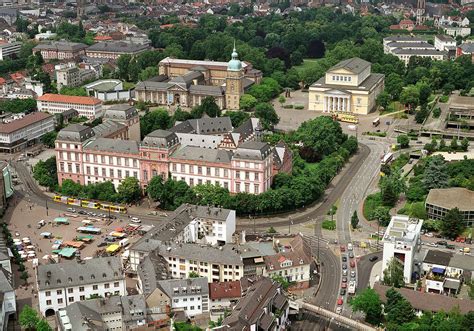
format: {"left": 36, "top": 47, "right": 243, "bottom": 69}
{"left": 0, "top": 112, "right": 55, "bottom": 153}
{"left": 36, "top": 257, "right": 126, "bottom": 316}
{"left": 56, "top": 65, "right": 98, "bottom": 90}
{"left": 308, "top": 57, "right": 384, "bottom": 115}
{"left": 37, "top": 94, "right": 103, "bottom": 120}
{"left": 0, "top": 42, "right": 20, "bottom": 60}
{"left": 425, "top": 188, "right": 474, "bottom": 226}
{"left": 382, "top": 215, "right": 423, "bottom": 284}
{"left": 85, "top": 41, "right": 150, "bottom": 60}
{"left": 135, "top": 47, "right": 262, "bottom": 110}
{"left": 33, "top": 41, "right": 88, "bottom": 60}
{"left": 383, "top": 36, "right": 448, "bottom": 65}
{"left": 0, "top": 269, "right": 15, "bottom": 331}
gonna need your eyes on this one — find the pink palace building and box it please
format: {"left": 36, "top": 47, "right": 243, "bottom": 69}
{"left": 55, "top": 109, "right": 292, "bottom": 195}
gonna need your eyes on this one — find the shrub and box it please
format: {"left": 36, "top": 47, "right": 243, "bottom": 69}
{"left": 283, "top": 104, "right": 294, "bottom": 109}
{"left": 294, "top": 104, "right": 304, "bottom": 110}
{"left": 439, "top": 95, "right": 449, "bottom": 103}
{"left": 322, "top": 220, "right": 336, "bottom": 230}
{"left": 432, "top": 107, "right": 441, "bottom": 118}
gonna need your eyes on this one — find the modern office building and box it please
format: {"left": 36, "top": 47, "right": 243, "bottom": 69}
{"left": 382, "top": 215, "right": 423, "bottom": 284}
{"left": 0, "top": 41, "right": 21, "bottom": 60}
{"left": 0, "top": 112, "right": 55, "bottom": 153}
{"left": 308, "top": 57, "right": 384, "bottom": 115}
{"left": 425, "top": 187, "right": 474, "bottom": 226}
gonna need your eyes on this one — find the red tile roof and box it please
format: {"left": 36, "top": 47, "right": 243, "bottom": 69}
{"left": 209, "top": 280, "right": 242, "bottom": 300}
{"left": 0, "top": 77, "right": 5, "bottom": 85}
{"left": 0, "top": 112, "right": 52, "bottom": 134}
{"left": 37, "top": 94, "right": 102, "bottom": 106}
{"left": 94, "top": 35, "right": 113, "bottom": 41}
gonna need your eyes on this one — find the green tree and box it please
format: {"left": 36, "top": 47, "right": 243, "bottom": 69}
{"left": 140, "top": 108, "right": 172, "bottom": 138}
{"left": 254, "top": 102, "right": 279, "bottom": 129}
{"left": 117, "top": 177, "right": 141, "bottom": 203}
{"left": 239, "top": 94, "right": 258, "bottom": 111}
{"left": 267, "top": 227, "right": 277, "bottom": 234}
{"left": 422, "top": 155, "right": 448, "bottom": 190}
{"left": 376, "top": 91, "right": 391, "bottom": 110}
{"left": 59, "top": 86, "right": 87, "bottom": 96}
{"left": 40, "top": 131, "right": 57, "bottom": 148}
{"left": 189, "top": 271, "right": 199, "bottom": 278}
{"left": 350, "top": 288, "right": 383, "bottom": 326}
{"left": 351, "top": 210, "right": 359, "bottom": 229}
{"left": 36, "top": 319, "right": 53, "bottom": 331}
{"left": 226, "top": 110, "right": 250, "bottom": 127}
{"left": 61, "top": 179, "right": 82, "bottom": 196}
{"left": 147, "top": 176, "right": 196, "bottom": 210}
{"left": 450, "top": 137, "right": 459, "bottom": 151}
{"left": 385, "top": 288, "right": 415, "bottom": 325}
{"left": 117, "top": 54, "right": 132, "bottom": 81}
{"left": 400, "top": 85, "right": 420, "bottom": 111}
{"left": 278, "top": 95, "right": 286, "bottom": 106}
{"left": 461, "top": 138, "right": 469, "bottom": 152}
{"left": 372, "top": 206, "right": 391, "bottom": 226}
{"left": 139, "top": 66, "right": 159, "bottom": 81}
{"left": 379, "top": 169, "right": 405, "bottom": 206}
{"left": 385, "top": 73, "right": 404, "bottom": 100}
{"left": 191, "top": 96, "right": 221, "bottom": 118}
{"left": 397, "top": 134, "right": 410, "bottom": 148}
{"left": 440, "top": 207, "right": 465, "bottom": 240}
{"left": 33, "top": 157, "right": 58, "bottom": 190}
{"left": 19, "top": 305, "right": 39, "bottom": 330}
{"left": 383, "top": 258, "right": 405, "bottom": 287}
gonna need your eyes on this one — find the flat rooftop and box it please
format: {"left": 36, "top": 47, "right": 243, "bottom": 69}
{"left": 383, "top": 215, "right": 423, "bottom": 243}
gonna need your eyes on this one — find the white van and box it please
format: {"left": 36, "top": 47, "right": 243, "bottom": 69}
{"left": 348, "top": 243, "right": 353, "bottom": 251}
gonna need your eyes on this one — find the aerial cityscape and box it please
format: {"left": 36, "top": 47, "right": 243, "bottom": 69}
{"left": 0, "top": 0, "right": 473, "bottom": 330}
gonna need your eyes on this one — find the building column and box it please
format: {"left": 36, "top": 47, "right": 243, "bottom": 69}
{"left": 347, "top": 97, "right": 351, "bottom": 113}
{"left": 342, "top": 98, "right": 346, "bottom": 112}
{"left": 323, "top": 96, "right": 327, "bottom": 112}
{"left": 337, "top": 97, "right": 341, "bottom": 112}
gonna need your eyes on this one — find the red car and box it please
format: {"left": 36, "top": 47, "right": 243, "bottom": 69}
{"left": 340, "top": 245, "right": 346, "bottom": 252}
{"left": 341, "top": 283, "right": 347, "bottom": 289}
{"left": 337, "top": 297, "right": 344, "bottom": 305}
{"left": 350, "top": 260, "right": 356, "bottom": 268}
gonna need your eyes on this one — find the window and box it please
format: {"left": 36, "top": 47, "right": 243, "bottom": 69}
{"left": 101, "top": 156, "right": 105, "bottom": 163}
{"left": 57, "top": 290, "right": 62, "bottom": 295}
{"left": 117, "top": 170, "right": 122, "bottom": 178}
{"left": 114, "top": 282, "right": 120, "bottom": 287}
{"left": 125, "top": 170, "right": 130, "bottom": 177}
{"left": 102, "top": 168, "right": 106, "bottom": 177}
{"left": 190, "top": 178, "right": 194, "bottom": 187}
{"left": 69, "top": 297, "right": 74, "bottom": 303}
{"left": 245, "top": 171, "right": 249, "bottom": 180}
{"left": 67, "top": 288, "right": 73, "bottom": 294}
{"left": 224, "top": 182, "right": 228, "bottom": 189}
{"left": 224, "top": 169, "right": 228, "bottom": 177}
{"left": 254, "top": 185, "right": 259, "bottom": 194}
{"left": 357, "top": 98, "right": 361, "bottom": 104}
{"left": 45, "top": 291, "right": 51, "bottom": 297}
{"left": 172, "top": 163, "right": 177, "bottom": 171}
{"left": 198, "top": 166, "right": 202, "bottom": 174}
{"left": 181, "top": 164, "right": 185, "bottom": 172}
{"left": 236, "top": 171, "right": 240, "bottom": 179}
{"left": 143, "top": 170, "right": 148, "bottom": 181}
{"left": 255, "top": 172, "right": 259, "bottom": 181}
{"left": 236, "top": 183, "right": 240, "bottom": 192}
{"left": 79, "top": 286, "right": 84, "bottom": 292}
{"left": 58, "top": 298, "right": 63, "bottom": 304}
{"left": 46, "top": 300, "right": 52, "bottom": 305}
{"left": 206, "top": 167, "right": 211, "bottom": 175}
{"left": 80, "top": 295, "right": 85, "bottom": 300}
{"left": 93, "top": 285, "right": 98, "bottom": 290}
{"left": 245, "top": 183, "right": 249, "bottom": 193}
{"left": 105, "top": 283, "right": 110, "bottom": 289}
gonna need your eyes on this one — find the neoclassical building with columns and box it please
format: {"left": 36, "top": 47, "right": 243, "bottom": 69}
{"left": 308, "top": 57, "right": 384, "bottom": 115}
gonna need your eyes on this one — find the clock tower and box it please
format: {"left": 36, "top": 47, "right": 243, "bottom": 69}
{"left": 226, "top": 45, "right": 244, "bottom": 111}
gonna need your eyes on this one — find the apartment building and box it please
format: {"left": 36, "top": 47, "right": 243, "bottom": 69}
{"left": 0, "top": 268, "right": 15, "bottom": 331}
{"left": 57, "top": 295, "right": 147, "bottom": 331}
{"left": 425, "top": 188, "right": 474, "bottom": 226}
{"left": 156, "top": 277, "right": 209, "bottom": 317}
{"left": 56, "top": 65, "right": 98, "bottom": 90}
{"left": 382, "top": 215, "right": 423, "bottom": 284}
{"left": 0, "top": 41, "right": 20, "bottom": 60}
{"left": 218, "top": 277, "right": 289, "bottom": 331}
{"left": 434, "top": 35, "right": 456, "bottom": 52}
{"left": 130, "top": 204, "right": 236, "bottom": 272}
{"left": 85, "top": 41, "right": 150, "bottom": 60}
{"left": 36, "top": 257, "right": 126, "bottom": 316}
{"left": 37, "top": 94, "right": 103, "bottom": 120}
{"left": 383, "top": 36, "right": 447, "bottom": 65}
{"left": 33, "top": 41, "right": 88, "bottom": 60}
{"left": 0, "top": 112, "right": 55, "bottom": 153}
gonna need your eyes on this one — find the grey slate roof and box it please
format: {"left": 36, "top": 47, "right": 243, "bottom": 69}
{"left": 57, "top": 124, "right": 95, "bottom": 142}
{"left": 233, "top": 141, "right": 272, "bottom": 161}
{"left": 157, "top": 242, "right": 243, "bottom": 265}
{"left": 137, "top": 250, "right": 171, "bottom": 297}
{"left": 157, "top": 277, "right": 209, "bottom": 299}
{"left": 37, "top": 256, "right": 123, "bottom": 291}
{"left": 87, "top": 41, "right": 149, "bottom": 54}
{"left": 386, "top": 42, "right": 435, "bottom": 49}
{"left": 460, "top": 43, "right": 474, "bottom": 53}
{"left": 448, "top": 254, "right": 474, "bottom": 272}
{"left": 435, "top": 35, "right": 455, "bottom": 42}
{"left": 392, "top": 48, "right": 447, "bottom": 56}
{"left": 142, "top": 129, "right": 179, "bottom": 148}
{"left": 175, "top": 116, "right": 233, "bottom": 135}
{"left": 312, "top": 72, "right": 384, "bottom": 91}
{"left": 103, "top": 104, "right": 138, "bottom": 121}
{"left": 83, "top": 138, "right": 139, "bottom": 154}
{"left": 135, "top": 81, "right": 170, "bottom": 92}
{"left": 172, "top": 145, "right": 232, "bottom": 163}
{"left": 423, "top": 250, "right": 453, "bottom": 266}
{"left": 92, "top": 120, "right": 125, "bottom": 138}
{"left": 383, "top": 36, "right": 426, "bottom": 43}
{"left": 34, "top": 41, "right": 88, "bottom": 52}
{"left": 328, "top": 57, "right": 370, "bottom": 74}
{"left": 189, "top": 84, "right": 224, "bottom": 96}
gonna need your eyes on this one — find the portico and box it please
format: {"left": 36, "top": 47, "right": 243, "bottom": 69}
{"left": 323, "top": 90, "right": 351, "bottom": 113}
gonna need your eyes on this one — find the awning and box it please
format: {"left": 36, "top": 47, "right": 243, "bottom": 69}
{"left": 432, "top": 267, "right": 446, "bottom": 274}
{"left": 444, "top": 279, "right": 460, "bottom": 290}
{"left": 106, "top": 244, "right": 120, "bottom": 253}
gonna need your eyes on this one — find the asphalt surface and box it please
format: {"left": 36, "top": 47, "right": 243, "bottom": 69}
{"left": 357, "top": 251, "right": 383, "bottom": 290}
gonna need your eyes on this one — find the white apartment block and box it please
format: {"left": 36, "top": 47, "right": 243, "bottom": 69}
{"left": 36, "top": 257, "right": 126, "bottom": 316}
{"left": 157, "top": 277, "right": 209, "bottom": 317}
{"left": 382, "top": 215, "right": 423, "bottom": 284}
{"left": 0, "top": 270, "right": 15, "bottom": 331}
{"left": 37, "top": 94, "right": 103, "bottom": 120}
{"left": 0, "top": 112, "right": 55, "bottom": 153}
{"left": 383, "top": 36, "right": 447, "bottom": 66}
{"left": 0, "top": 42, "right": 21, "bottom": 60}
{"left": 434, "top": 35, "right": 456, "bottom": 51}
{"left": 56, "top": 65, "right": 98, "bottom": 90}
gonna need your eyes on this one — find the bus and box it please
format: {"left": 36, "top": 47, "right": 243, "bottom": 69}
{"left": 52, "top": 196, "right": 127, "bottom": 214}
{"left": 333, "top": 113, "right": 359, "bottom": 124}
{"left": 372, "top": 117, "right": 380, "bottom": 127}
{"left": 81, "top": 200, "right": 100, "bottom": 209}
{"left": 381, "top": 152, "right": 394, "bottom": 165}
{"left": 76, "top": 227, "right": 101, "bottom": 235}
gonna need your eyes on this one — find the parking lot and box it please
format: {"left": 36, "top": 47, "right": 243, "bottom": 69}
{"left": 5, "top": 195, "right": 145, "bottom": 313}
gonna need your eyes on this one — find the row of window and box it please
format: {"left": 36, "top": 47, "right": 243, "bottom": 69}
{"left": 85, "top": 154, "right": 138, "bottom": 167}
{"left": 332, "top": 75, "right": 352, "bottom": 82}
{"left": 44, "top": 282, "right": 121, "bottom": 296}
{"left": 86, "top": 166, "right": 138, "bottom": 179}
{"left": 45, "top": 291, "right": 120, "bottom": 306}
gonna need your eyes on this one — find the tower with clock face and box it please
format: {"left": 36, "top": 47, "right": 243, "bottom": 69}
{"left": 226, "top": 45, "right": 244, "bottom": 111}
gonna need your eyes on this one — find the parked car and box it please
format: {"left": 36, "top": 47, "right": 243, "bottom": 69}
{"left": 437, "top": 241, "right": 447, "bottom": 246}
{"left": 349, "top": 251, "right": 354, "bottom": 258}
{"left": 342, "top": 269, "right": 348, "bottom": 276}
{"left": 131, "top": 217, "right": 141, "bottom": 223}
{"left": 425, "top": 233, "right": 434, "bottom": 237}
{"left": 97, "top": 242, "right": 107, "bottom": 247}
{"left": 342, "top": 256, "right": 347, "bottom": 262}
{"left": 340, "top": 245, "right": 346, "bottom": 252}
{"left": 78, "top": 210, "right": 86, "bottom": 215}
{"left": 340, "top": 289, "right": 346, "bottom": 296}
{"left": 446, "top": 244, "right": 456, "bottom": 250}
{"left": 342, "top": 263, "right": 347, "bottom": 270}
{"left": 337, "top": 297, "right": 344, "bottom": 305}
{"left": 341, "top": 282, "right": 347, "bottom": 289}
{"left": 350, "top": 260, "right": 355, "bottom": 268}
{"left": 428, "top": 242, "right": 438, "bottom": 247}
{"left": 336, "top": 306, "right": 342, "bottom": 314}
{"left": 369, "top": 256, "right": 378, "bottom": 262}
{"left": 67, "top": 207, "right": 76, "bottom": 213}
{"left": 350, "top": 270, "right": 356, "bottom": 278}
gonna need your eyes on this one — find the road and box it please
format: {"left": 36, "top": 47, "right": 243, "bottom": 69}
{"left": 357, "top": 252, "right": 383, "bottom": 290}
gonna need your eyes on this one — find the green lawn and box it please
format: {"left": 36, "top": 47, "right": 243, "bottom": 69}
{"left": 363, "top": 192, "right": 383, "bottom": 221}
{"left": 294, "top": 58, "right": 322, "bottom": 74}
